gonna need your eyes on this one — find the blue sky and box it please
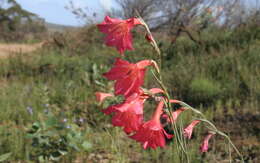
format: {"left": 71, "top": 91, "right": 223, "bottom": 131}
{"left": 16, "top": 0, "right": 114, "bottom": 26}
{"left": 15, "top": 0, "right": 259, "bottom": 26}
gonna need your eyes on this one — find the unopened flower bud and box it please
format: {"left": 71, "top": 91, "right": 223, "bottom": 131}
{"left": 145, "top": 34, "right": 153, "bottom": 42}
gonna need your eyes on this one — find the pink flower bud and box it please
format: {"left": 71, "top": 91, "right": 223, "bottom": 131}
{"left": 183, "top": 120, "right": 201, "bottom": 139}
{"left": 145, "top": 34, "right": 153, "bottom": 42}
{"left": 95, "top": 92, "right": 113, "bottom": 103}
{"left": 200, "top": 132, "right": 215, "bottom": 153}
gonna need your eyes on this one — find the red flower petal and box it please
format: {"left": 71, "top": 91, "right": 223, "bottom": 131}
{"left": 112, "top": 110, "right": 143, "bottom": 134}
{"left": 97, "top": 16, "right": 142, "bottom": 54}
{"left": 102, "top": 92, "right": 145, "bottom": 134}
{"left": 102, "top": 89, "right": 164, "bottom": 134}
{"left": 130, "top": 101, "right": 173, "bottom": 149}
{"left": 103, "top": 58, "right": 152, "bottom": 97}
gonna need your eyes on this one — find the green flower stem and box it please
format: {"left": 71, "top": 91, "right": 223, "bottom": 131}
{"left": 138, "top": 17, "right": 162, "bottom": 69}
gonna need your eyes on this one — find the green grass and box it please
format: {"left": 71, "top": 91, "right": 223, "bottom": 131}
{"left": 0, "top": 24, "right": 259, "bottom": 162}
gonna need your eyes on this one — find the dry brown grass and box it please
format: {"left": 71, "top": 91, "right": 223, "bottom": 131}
{"left": 0, "top": 42, "right": 44, "bottom": 59}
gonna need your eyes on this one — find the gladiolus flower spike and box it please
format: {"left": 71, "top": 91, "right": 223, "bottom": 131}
{"left": 96, "top": 15, "right": 244, "bottom": 162}
{"left": 97, "top": 16, "right": 142, "bottom": 55}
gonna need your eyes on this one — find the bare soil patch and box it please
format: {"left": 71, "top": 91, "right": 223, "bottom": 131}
{"left": 215, "top": 112, "right": 260, "bottom": 162}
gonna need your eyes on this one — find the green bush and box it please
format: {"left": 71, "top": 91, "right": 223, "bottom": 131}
{"left": 188, "top": 78, "right": 221, "bottom": 105}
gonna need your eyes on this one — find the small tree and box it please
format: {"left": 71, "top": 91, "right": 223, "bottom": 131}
{"left": 0, "top": 0, "right": 35, "bottom": 31}
{"left": 0, "top": 0, "right": 46, "bottom": 41}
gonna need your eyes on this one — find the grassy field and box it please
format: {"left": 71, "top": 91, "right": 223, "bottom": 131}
{"left": 0, "top": 24, "right": 259, "bottom": 162}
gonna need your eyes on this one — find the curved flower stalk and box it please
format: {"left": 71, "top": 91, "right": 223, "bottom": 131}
{"left": 137, "top": 16, "right": 244, "bottom": 162}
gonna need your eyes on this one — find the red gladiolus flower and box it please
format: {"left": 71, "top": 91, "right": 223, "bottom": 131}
{"left": 163, "top": 107, "right": 186, "bottom": 124}
{"left": 161, "top": 99, "right": 184, "bottom": 123}
{"left": 103, "top": 58, "right": 153, "bottom": 97}
{"left": 103, "top": 88, "right": 163, "bottom": 134}
{"left": 183, "top": 120, "right": 201, "bottom": 139}
{"left": 130, "top": 101, "right": 173, "bottom": 149}
{"left": 95, "top": 92, "right": 113, "bottom": 103}
{"left": 97, "top": 16, "right": 142, "bottom": 54}
{"left": 200, "top": 132, "right": 215, "bottom": 153}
